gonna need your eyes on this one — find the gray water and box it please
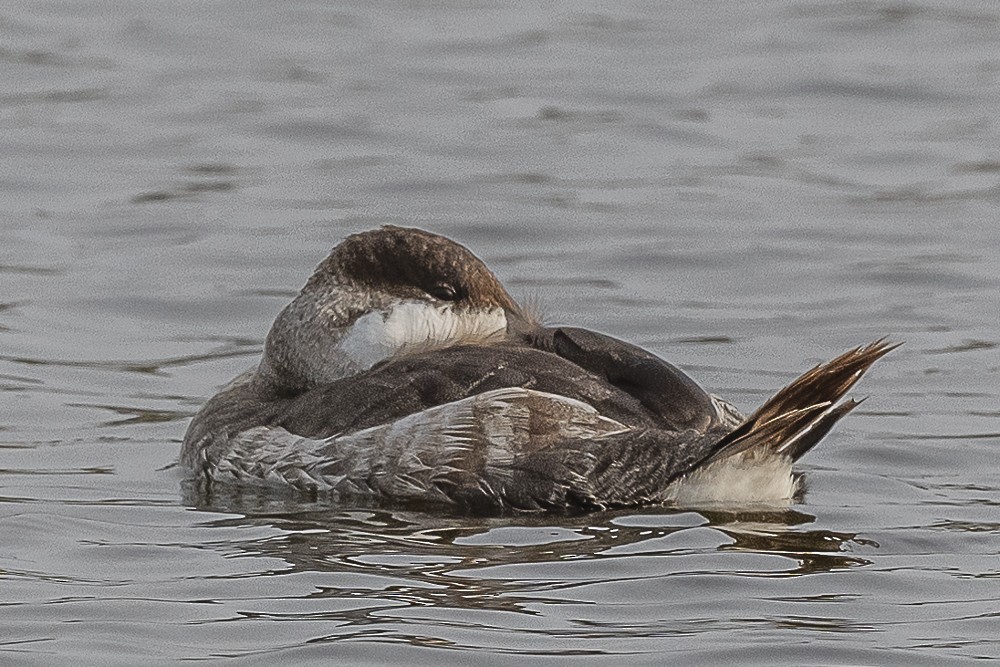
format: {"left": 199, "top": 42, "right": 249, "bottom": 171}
{"left": 2, "top": 1, "right": 999, "bottom": 664}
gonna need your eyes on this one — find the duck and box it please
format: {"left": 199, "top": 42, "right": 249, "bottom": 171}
{"left": 181, "top": 226, "right": 896, "bottom": 512}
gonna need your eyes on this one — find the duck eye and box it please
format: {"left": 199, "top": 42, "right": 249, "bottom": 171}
{"left": 428, "top": 283, "right": 459, "bottom": 301}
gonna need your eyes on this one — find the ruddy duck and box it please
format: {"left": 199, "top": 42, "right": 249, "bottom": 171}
{"left": 181, "top": 226, "right": 896, "bottom": 512}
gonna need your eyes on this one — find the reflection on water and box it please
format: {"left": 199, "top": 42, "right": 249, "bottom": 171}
{"left": 0, "top": 339, "right": 261, "bottom": 377}
{"left": 709, "top": 511, "right": 875, "bottom": 574}
{"left": 185, "top": 492, "right": 876, "bottom": 623}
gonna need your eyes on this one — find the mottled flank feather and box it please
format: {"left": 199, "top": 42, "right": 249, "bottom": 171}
{"left": 205, "top": 388, "right": 628, "bottom": 509}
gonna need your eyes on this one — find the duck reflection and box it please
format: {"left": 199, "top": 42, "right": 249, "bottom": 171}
{"left": 184, "top": 481, "right": 875, "bottom": 622}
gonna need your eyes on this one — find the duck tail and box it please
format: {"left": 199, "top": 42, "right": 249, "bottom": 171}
{"left": 704, "top": 339, "right": 900, "bottom": 464}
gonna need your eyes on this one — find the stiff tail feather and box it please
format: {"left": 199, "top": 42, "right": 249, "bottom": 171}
{"left": 705, "top": 339, "right": 900, "bottom": 464}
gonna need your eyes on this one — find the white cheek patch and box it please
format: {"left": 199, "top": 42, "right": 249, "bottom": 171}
{"left": 338, "top": 301, "right": 508, "bottom": 370}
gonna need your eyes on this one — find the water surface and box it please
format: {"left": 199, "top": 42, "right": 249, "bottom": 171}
{"left": 2, "top": 1, "right": 998, "bottom": 664}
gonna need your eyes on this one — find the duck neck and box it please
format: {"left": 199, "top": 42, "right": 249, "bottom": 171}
{"left": 256, "top": 285, "right": 371, "bottom": 396}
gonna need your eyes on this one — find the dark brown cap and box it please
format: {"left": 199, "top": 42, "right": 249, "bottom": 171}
{"left": 312, "top": 226, "right": 520, "bottom": 311}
